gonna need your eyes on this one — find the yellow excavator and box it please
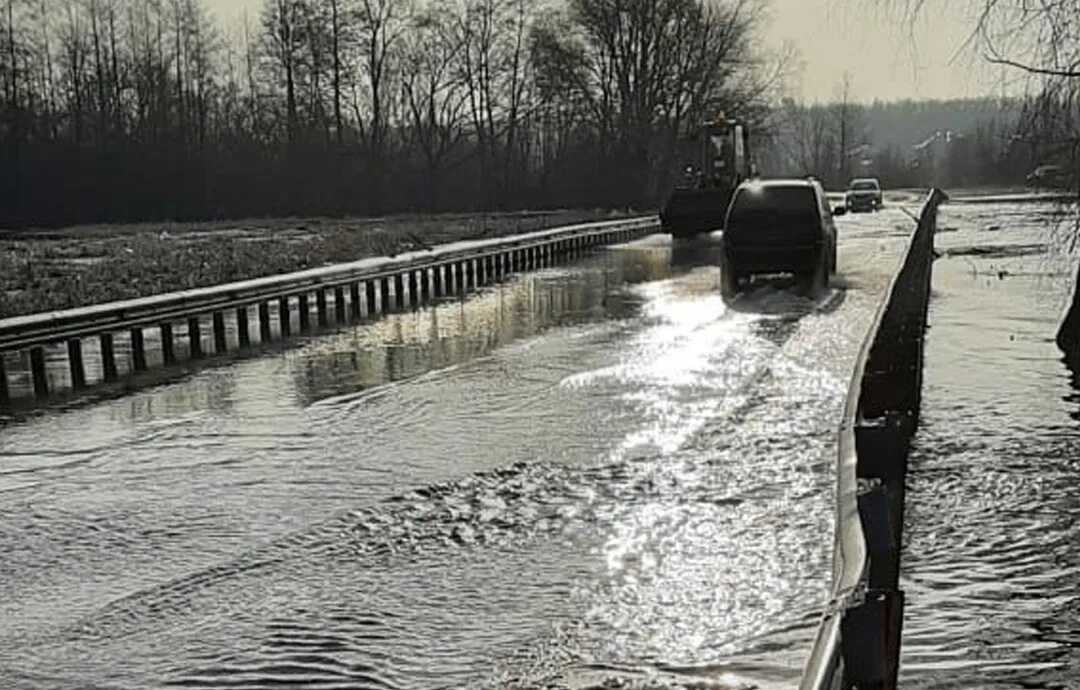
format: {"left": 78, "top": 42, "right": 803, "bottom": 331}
{"left": 660, "top": 115, "right": 755, "bottom": 238}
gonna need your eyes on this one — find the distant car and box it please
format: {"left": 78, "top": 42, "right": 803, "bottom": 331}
{"left": 845, "top": 178, "right": 883, "bottom": 212}
{"left": 720, "top": 178, "right": 838, "bottom": 294}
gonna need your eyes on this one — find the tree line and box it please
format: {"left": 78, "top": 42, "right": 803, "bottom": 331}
{"left": 0, "top": 0, "right": 775, "bottom": 227}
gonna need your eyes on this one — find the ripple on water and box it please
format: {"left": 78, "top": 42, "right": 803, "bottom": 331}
{"left": 0, "top": 219, "right": 912, "bottom": 689}
{"left": 901, "top": 202, "right": 1080, "bottom": 690}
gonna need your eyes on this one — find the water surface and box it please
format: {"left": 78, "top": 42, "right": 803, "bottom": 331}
{"left": 0, "top": 209, "right": 913, "bottom": 689}
{"left": 902, "top": 200, "right": 1080, "bottom": 689}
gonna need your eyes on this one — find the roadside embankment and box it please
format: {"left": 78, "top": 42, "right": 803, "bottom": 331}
{"left": 0, "top": 210, "right": 625, "bottom": 318}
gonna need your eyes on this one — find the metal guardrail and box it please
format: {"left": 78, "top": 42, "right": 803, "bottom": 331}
{"left": 799, "top": 189, "right": 947, "bottom": 690}
{"left": 0, "top": 216, "right": 658, "bottom": 403}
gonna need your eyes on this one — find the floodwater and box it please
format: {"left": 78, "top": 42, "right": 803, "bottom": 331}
{"left": 901, "top": 200, "right": 1080, "bottom": 689}
{"left": 0, "top": 209, "right": 914, "bottom": 690}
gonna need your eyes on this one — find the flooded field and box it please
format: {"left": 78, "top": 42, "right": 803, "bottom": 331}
{"left": 902, "top": 200, "right": 1080, "bottom": 689}
{"left": 0, "top": 209, "right": 914, "bottom": 689}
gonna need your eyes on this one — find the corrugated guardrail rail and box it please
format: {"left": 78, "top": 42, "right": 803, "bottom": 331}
{"left": 0, "top": 216, "right": 658, "bottom": 404}
{"left": 799, "top": 188, "right": 948, "bottom": 690}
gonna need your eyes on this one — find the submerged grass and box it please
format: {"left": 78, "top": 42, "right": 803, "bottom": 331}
{"left": 0, "top": 210, "right": 622, "bottom": 318}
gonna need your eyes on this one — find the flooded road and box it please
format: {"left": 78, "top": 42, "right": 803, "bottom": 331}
{"left": 901, "top": 200, "right": 1080, "bottom": 689}
{"left": 0, "top": 209, "right": 914, "bottom": 689}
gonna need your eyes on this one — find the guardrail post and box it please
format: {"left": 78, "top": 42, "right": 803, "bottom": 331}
{"left": 408, "top": 271, "right": 419, "bottom": 306}
{"left": 237, "top": 307, "right": 252, "bottom": 349}
{"left": 100, "top": 332, "right": 119, "bottom": 379}
{"left": 68, "top": 339, "right": 87, "bottom": 390}
{"left": 0, "top": 354, "right": 8, "bottom": 404}
{"left": 380, "top": 277, "right": 391, "bottom": 312}
{"left": 161, "top": 323, "right": 176, "bottom": 364}
{"left": 841, "top": 590, "right": 905, "bottom": 689}
{"left": 30, "top": 346, "right": 48, "bottom": 398}
{"left": 334, "top": 287, "right": 347, "bottom": 323}
{"left": 213, "top": 312, "right": 228, "bottom": 354}
{"left": 258, "top": 303, "right": 272, "bottom": 343}
{"left": 350, "top": 284, "right": 362, "bottom": 319}
{"left": 316, "top": 290, "right": 329, "bottom": 326}
{"left": 130, "top": 327, "right": 147, "bottom": 372}
{"left": 298, "top": 294, "right": 311, "bottom": 331}
{"left": 278, "top": 297, "right": 291, "bottom": 337}
{"left": 394, "top": 274, "right": 406, "bottom": 310}
{"left": 187, "top": 317, "right": 203, "bottom": 359}
{"left": 434, "top": 266, "right": 445, "bottom": 297}
{"left": 366, "top": 281, "right": 377, "bottom": 316}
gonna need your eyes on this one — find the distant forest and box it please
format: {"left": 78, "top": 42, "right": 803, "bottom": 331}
{"left": 0, "top": 1, "right": 1059, "bottom": 229}
{"left": 0, "top": 0, "right": 779, "bottom": 227}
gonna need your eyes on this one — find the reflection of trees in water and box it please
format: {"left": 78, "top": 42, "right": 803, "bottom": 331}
{"left": 121, "top": 370, "right": 239, "bottom": 421}
{"left": 1, "top": 250, "right": 677, "bottom": 414}
{"left": 290, "top": 249, "right": 675, "bottom": 405}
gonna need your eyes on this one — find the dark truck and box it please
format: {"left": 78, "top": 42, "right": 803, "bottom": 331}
{"left": 720, "top": 178, "right": 837, "bottom": 295}
{"left": 660, "top": 117, "right": 753, "bottom": 238}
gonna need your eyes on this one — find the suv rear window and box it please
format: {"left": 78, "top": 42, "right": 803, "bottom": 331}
{"left": 729, "top": 186, "right": 818, "bottom": 220}
{"left": 851, "top": 181, "right": 879, "bottom": 191}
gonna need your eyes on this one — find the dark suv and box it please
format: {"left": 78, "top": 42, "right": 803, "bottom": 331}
{"left": 720, "top": 179, "right": 837, "bottom": 294}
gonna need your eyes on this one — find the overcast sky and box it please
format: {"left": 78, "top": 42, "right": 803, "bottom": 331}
{"left": 203, "top": 0, "right": 1017, "bottom": 103}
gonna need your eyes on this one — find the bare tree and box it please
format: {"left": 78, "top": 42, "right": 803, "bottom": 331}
{"left": 835, "top": 72, "right": 854, "bottom": 183}
{"left": 402, "top": 0, "right": 468, "bottom": 209}
{"left": 263, "top": 0, "right": 303, "bottom": 144}
{"left": 531, "top": 0, "right": 768, "bottom": 204}
{"left": 355, "top": 0, "right": 406, "bottom": 212}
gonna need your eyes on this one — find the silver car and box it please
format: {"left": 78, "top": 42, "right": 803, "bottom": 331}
{"left": 845, "top": 178, "right": 883, "bottom": 212}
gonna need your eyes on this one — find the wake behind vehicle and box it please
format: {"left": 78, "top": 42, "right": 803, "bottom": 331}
{"left": 660, "top": 116, "right": 754, "bottom": 238}
{"left": 720, "top": 178, "right": 838, "bottom": 295}
{"left": 845, "top": 178, "right": 883, "bottom": 212}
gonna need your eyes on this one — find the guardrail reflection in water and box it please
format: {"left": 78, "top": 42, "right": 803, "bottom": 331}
{"left": 0, "top": 217, "right": 657, "bottom": 406}
{"left": 799, "top": 189, "right": 948, "bottom": 690}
